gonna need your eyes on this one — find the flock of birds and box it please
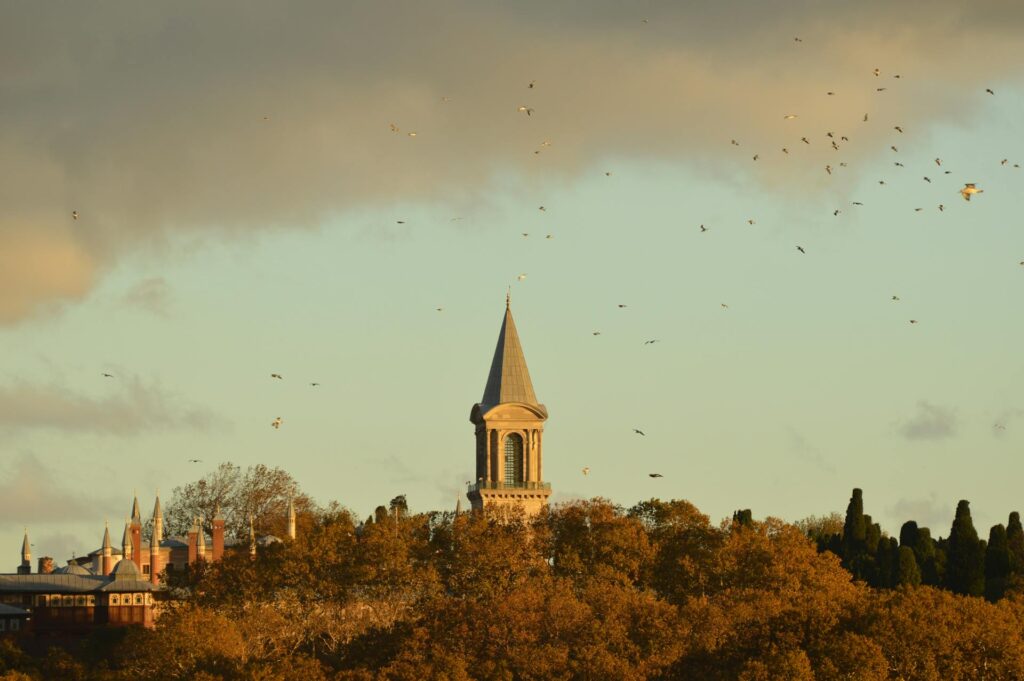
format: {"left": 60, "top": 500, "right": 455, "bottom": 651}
{"left": 81, "top": 34, "right": 1018, "bottom": 485}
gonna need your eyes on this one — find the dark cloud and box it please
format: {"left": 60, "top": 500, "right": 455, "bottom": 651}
{"left": 2, "top": 1, "right": 1023, "bottom": 321}
{"left": 897, "top": 401, "right": 957, "bottom": 441}
{"left": 0, "top": 377, "right": 219, "bottom": 436}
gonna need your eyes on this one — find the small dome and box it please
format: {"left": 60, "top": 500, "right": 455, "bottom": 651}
{"left": 110, "top": 558, "right": 141, "bottom": 579}
{"left": 65, "top": 563, "right": 94, "bottom": 575}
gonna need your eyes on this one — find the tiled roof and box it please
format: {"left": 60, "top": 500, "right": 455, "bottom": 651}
{"left": 480, "top": 304, "right": 539, "bottom": 408}
{"left": 0, "top": 572, "right": 158, "bottom": 593}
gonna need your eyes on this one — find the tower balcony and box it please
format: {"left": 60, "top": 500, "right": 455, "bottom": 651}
{"left": 468, "top": 481, "right": 551, "bottom": 493}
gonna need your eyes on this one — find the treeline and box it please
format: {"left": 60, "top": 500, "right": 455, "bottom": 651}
{"left": 806, "top": 488, "right": 1024, "bottom": 601}
{"left": 3, "top": 487, "right": 1024, "bottom": 680}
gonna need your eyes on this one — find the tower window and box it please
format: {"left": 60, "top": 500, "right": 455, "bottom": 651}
{"left": 504, "top": 434, "right": 524, "bottom": 484}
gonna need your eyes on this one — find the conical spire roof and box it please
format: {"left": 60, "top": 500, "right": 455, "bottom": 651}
{"left": 102, "top": 522, "right": 112, "bottom": 550}
{"left": 480, "top": 299, "right": 539, "bottom": 408}
{"left": 121, "top": 519, "right": 131, "bottom": 550}
{"left": 131, "top": 494, "right": 141, "bottom": 522}
{"left": 152, "top": 492, "right": 162, "bottom": 520}
{"left": 21, "top": 529, "right": 30, "bottom": 559}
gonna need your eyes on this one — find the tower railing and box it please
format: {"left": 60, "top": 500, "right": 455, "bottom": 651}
{"left": 468, "top": 481, "right": 551, "bottom": 493}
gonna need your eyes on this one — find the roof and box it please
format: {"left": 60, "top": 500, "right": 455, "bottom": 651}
{"left": 55, "top": 563, "right": 94, "bottom": 576}
{"left": 480, "top": 303, "right": 539, "bottom": 409}
{"left": 0, "top": 572, "right": 158, "bottom": 594}
{"left": 110, "top": 559, "right": 140, "bottom": 579}
{"left": 0, "top": 603, "right": 30, "bottom": 616}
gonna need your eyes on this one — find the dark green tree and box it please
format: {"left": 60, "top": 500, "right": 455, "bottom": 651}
{"left": 946, "top": 500, "right": 985, "bottom": 596}
{"left": 873, "top": 537, "right": 899, "bottom": 588}
{"left": 896, "top": 546, "right": 921, "bottom": 586}
{"left": 732, "top": 509, "right": 753, "bottom": 527}
{"left": 841, "top": 488, "right": 868, "bottom": 579}
{"left": 985, "top": 524, "right": 1010, "bottom": 602}
{"left": 899, "top": 521, "right": 919, "bottom": 550}
{"left": 1007, "top": 512, "right": 1024, "bottom": 576}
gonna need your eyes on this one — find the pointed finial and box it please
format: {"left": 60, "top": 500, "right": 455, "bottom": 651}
{"left": 506, "top": 287, "right": 511, "bottom": 308}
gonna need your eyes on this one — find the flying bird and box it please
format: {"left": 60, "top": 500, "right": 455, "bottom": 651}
{"left": 863, "top": 113, "right": 869, "bottom": 121}
{"left": 894, "top": 126, "right": 903, "bottom": 133}
{"left": 538, "top": 206, "right": 545, "bottom": 211}
{"left": 909, "top": 320, "right": 918, "bottom": 324}
{"left": 834, "top": 209, "right": 840, "bottom": 216}
{"left": 643, "top": 339, "right": 660, "bottom": 345}
{"left": 270, "top": 373, "right": 283, "bottom": 379}
{"left": 960, "top": 183, "right": 983, "bottom": 201}
{"left": 71, "top": 211, "right": 79, "bottom": 220}
{"left": 825, "top": 165, "right": 832, "bottom": 175}
{"left": 876, "top": 87, "right": 887, "bottom": 92}
{"left": 935, "top": 158, "right": 942, "bottom": 166}
{"left": 938, "top": 204, "right": 945, "bottom": 212}
{"left": 923, "top": 176, "right": 931, "bottom": 182}
{"left": 617, "top": 304, "right": 628, "bottom": 308}
{"left": 633, "top": 429, "right": 646, "bottom": 436}
{"left": 310, "top": 382, "right": 320, "bottom": 387}
{"left": 873, "top": 68, "right": 880, "bottom": 76}
{"left": 102, "top": 373, "right": 114, "bottom": 378}
{"left": 783, "top": 114, "right": 798, "bottom": 120}
{"left": 731, "top": 139, "right": 740, "bottom": 146}
{"left": 528, "top": 80, "right": 535, "bottom": 89}
{"left": 188, "top": 459, "right": 202, "bottom": 463}
{"left": 516, "top": 274, "right": 527, "bottom": 281}
{"left": 436, "top": 307, "right": 443, "bottom": 312}
{"left": 986, "top": 88, "right": 995, "bottom": 95}
{"left": 753, "top": 154, "right": 759, "bottom": 161}
{"left": 700, "top": 224, "right": 708, "bottom": 232}
{"left": 892, "top": 295, "right": 900, "bottom": 301}
{"left": 521, "top": 233, "right": 529, "bottom": 238}
{"left": 895, "top": 162, "right": 904, "bottom": 167}
{"left": 747, "top": 219, "right": 756, "bottom": 225}
{"left": 516, "top": 105, "right": 534, "bottom": 116}
{"left": 605, "top": 171, "right": 612, "bottom": 176}
{"left": 852, "top": 201, "right": 863, "bottom": 206}
{"left": 271, "top": 417, "right": 282, "bottom": 429}
{"left": 891, "top": 145, "right": 898, "bottom": 152}
{"left": 721, "top": 303, "right": 729, "bottom": 309}
{"left": 801, "top": 137, "right": 810, "bottom": 144}
{"left": 592, "top": 331, "right": 601, "bottom": 336}
{"left": 582, "top": 467, "right": 590, "bottom": 476}
{"left": 545, "top": 234, "right": 553, "bottom": 239}
{"left": 797, "top": 246, "right": 806, "bottom": 253}
{"left": 782, "top": 147, "right": 789, "bottom": 154}
{"left": 648, "top": 473, "right": 664, "bottom": 478}
{"left": 389, "top": 123, "right": 399, "bottom": 132}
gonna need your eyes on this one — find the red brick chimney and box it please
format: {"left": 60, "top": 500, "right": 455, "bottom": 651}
{"left": 212, "top": 505, "right": 225, "bottom": 562}
{"left": 187, "top": 518, "right": 198, "bottom": 565}
{"left": 37, "top": 556, "right": 54, "bottom": 574}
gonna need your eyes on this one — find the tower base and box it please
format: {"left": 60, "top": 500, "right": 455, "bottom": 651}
{"left": 467, "top": 484, "right": 551, "bottom": 517}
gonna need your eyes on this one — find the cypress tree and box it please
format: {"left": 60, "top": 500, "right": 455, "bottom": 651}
{"left": 899, "top": 520, "right": 919, "bottom": 550}
{"left": 1007, "top": 512, "right": 1024, "bottom": 576}
{"left": 946, "top": 500, "right": 985, "bottom": 596}
{"left": 864, "top": 516, "right": 881, "bottom": 556}
{"left": 913, "top": 527, "right": 940, "bottom": 585}
{"left": 873, "top": 537, "right": 899, "bottom": 588}
{"left": 842, "top": 489, "right": 868, "bottom": 578}
{"left": 985, "top": 524, "right": 1010, "bottom": 601}
{"left": 897, "top": 546, "right": 922, "bottom": 586}
{"left": 732, "top": 509, "right": 753, "bottom": 527}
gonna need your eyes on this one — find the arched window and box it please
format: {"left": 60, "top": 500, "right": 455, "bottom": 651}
{"left": 504, "top": 434, "right": 524, "bottom": 484}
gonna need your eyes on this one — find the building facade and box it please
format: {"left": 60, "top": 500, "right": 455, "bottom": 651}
{"left": 467, "top": 298, "right": 552, "bottom": 515}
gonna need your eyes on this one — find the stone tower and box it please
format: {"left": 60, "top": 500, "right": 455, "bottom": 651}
{"left": 467, "top": 296, "right": 551, "bottom": 515}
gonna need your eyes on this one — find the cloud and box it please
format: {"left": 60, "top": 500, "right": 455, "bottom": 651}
{"left": 897, "top": 401, "right": 957, "bottom": 441}
{"left": 786, "top": 427, "right": 837, "bottom": 473}
{"left": 0, "top": 454, "right": 97, "bottom": 526}
{"left": 2, "top": 1, "right": 1023, "bottom": 321}
{"left": 0, "top": 376, "right": 219, "bottom": 436}
{"left": 121, "top": 277, "right": 172, "bottom": 316}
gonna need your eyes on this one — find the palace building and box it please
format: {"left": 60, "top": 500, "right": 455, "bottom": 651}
{"left": 1, "top": 495, "right": 298, "bottom": 638}
{"left": 467, "top": 297, "right": 552, "bottom": 515}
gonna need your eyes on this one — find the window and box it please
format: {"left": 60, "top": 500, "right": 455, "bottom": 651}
{"left": 75, "top": 595, "right": 86, "bottom": 607}
{"left": 143, "top": 564, "right": 150, "bottom": 575}
{"left": 109, "top": 594, "right": 120, "bottom": 606}
{"left": 86, "top": 596, "right": 95, "bottom": 607}
{"left": 61, "top": 595, "right": 73, "bottom": 607}
{"left": 9, "top": 620, "right": 18, "bottom": 631}
{"left": 134, "top": 594, "right": 144, "bottom": 605}
{"left": 504, "top": 434, "right": 524, "bottom": 484}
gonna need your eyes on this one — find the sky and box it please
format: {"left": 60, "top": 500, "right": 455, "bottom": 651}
{"left": 2, "top": 1, "right": 1023, "bottom": 565}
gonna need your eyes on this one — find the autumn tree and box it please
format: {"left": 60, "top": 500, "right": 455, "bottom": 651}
{"left": 165, "top": 462, "right": 316, "bottom": 541}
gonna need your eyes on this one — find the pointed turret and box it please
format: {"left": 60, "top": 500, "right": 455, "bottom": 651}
{"left": 130, "top": 493, "right": 142, "bottom": 570}
{"left": 150, "top": 492, "right": 163, "bottom": 585}
{"left": 196, "top": 516, "right": 207, "bottom": 561}
{"left": 101, "top": 522, "right": 115, "bottom": 575}
{"left": 480, "top": 296, "right": 541, "bottom": 410}
{"left": 121, "top": 518, "right": 132, "bottom": 561}
{"left": 18, "top": 529, "right": 31, "bottom": 574}
{"left": 455, "top": 497, "right": 462, "bottom": 515}
{"left": 249, "top": 514, "right": 257, "bottom": 558}
{"left": 131, "top": 493, "right": 141, "bottom": 522}
{"left": 287, "top": 499, "right": 297, "bottom": 541}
